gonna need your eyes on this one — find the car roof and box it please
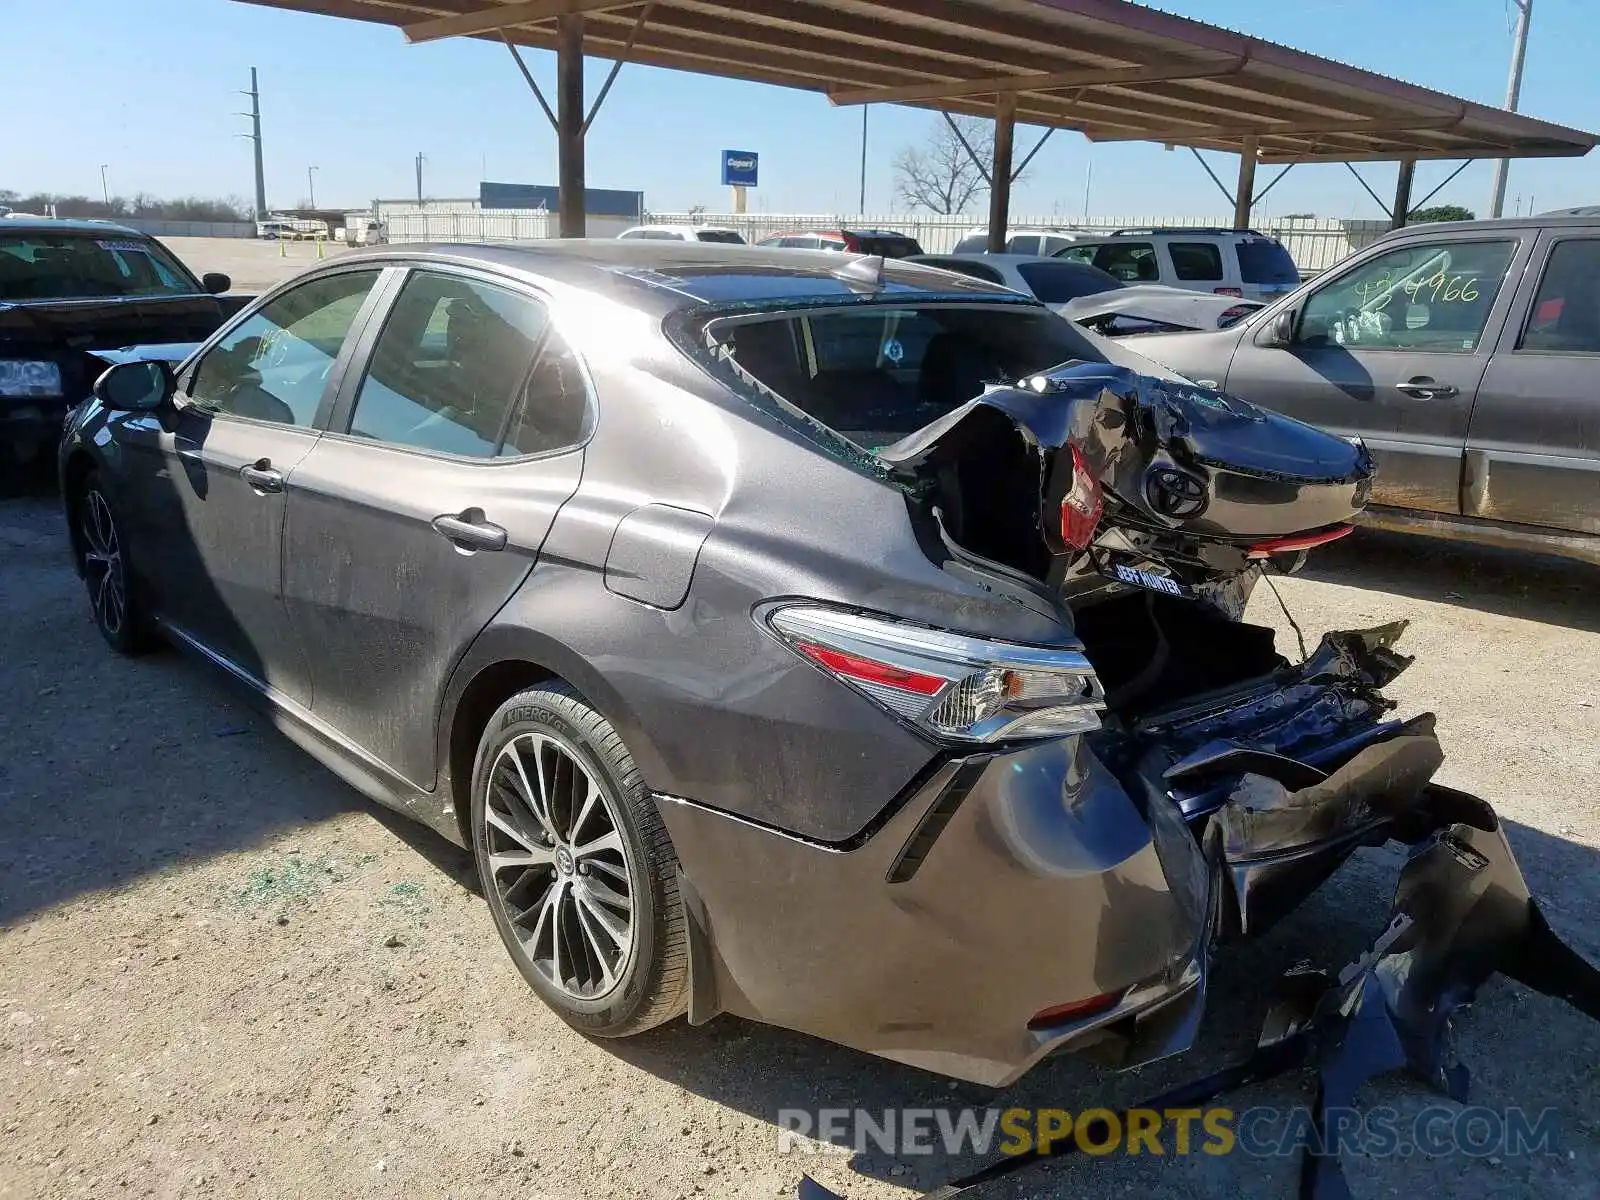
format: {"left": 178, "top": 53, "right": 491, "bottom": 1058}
{"left": 1370, "top": 212, "right": 1600, "bottom": 243}
{"left": 914, "top": 252, "right": 1086, "bottom": 265}
{"left": 333, "top": 240, "right": 1023, "bottom": 313}
{"left": 0, "top": 217, "right": 148, "bottom": 236}
{"left": 622, "top": 224, "right": 737, "bottom": 234}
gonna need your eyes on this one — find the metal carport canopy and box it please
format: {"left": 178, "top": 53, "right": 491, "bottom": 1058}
{"left": 236, "top": 0, "right": 1595, "bottom": 243}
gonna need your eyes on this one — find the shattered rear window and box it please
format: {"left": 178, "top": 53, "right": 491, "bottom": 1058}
{"left": 700, "top": 301, "right": 1108, "bottom": 449}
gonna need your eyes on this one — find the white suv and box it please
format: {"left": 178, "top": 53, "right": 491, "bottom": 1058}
{"left": 1057, "top": 228, "right": 1300, "bottom": 301}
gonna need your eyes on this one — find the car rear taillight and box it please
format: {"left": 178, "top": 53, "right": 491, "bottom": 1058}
{"left": 767, "top": 605, "right": 1104, "bottom": 743}
{"left": 1213, "top": 286, "right": 1244, "bottom": 297}
{"left": 1060, "top": 443, "right": 1104, "bottom": 551}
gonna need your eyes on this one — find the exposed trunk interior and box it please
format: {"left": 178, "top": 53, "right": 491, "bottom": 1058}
{"left": 1071, "top": 590, "right": 1286, "bottom": 719}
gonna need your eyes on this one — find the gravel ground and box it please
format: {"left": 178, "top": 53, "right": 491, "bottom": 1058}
{"left": 2, "top": 488, "right": 1597, "bottom": 1200}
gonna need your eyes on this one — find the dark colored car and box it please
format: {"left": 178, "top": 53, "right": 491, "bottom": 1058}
{"left": 64, "top": 241, "right": 1438, "bottom": 1087}
{"left": 0, "top": 219, "right": 243, "bottom": 482}
{"left": 1123, "top": 214, "right": 1600, "bottom": 565}
{"left": 757, "top": 228, "right": 923, "bottom": 256}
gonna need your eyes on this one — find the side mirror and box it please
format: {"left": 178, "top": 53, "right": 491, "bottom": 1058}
{"left": 1258, "top": 308, "right": 1296, "bottom": 349}
{"left": 201, "top": 272, "right": 231, "bottom": 295}
{"left": 93, "top": 360, "right": 174, "bottom": 413}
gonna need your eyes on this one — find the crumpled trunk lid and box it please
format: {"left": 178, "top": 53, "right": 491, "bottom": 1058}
{"left": 881, "top": 361, "right": 1376, "bottom": 596}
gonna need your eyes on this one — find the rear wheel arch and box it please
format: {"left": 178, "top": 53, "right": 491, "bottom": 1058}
{"left": 441, "top": 639, "right": 659, "bottom": 850}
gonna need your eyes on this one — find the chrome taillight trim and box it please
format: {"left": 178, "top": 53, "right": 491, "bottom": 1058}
{"left": 763, "top": 603, "right": 1105, "bottom": 742}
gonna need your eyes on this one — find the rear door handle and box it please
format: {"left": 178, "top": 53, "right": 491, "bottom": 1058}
{"left": 432, "top": 508, "right": 508, "bottom": 553}
{"left": 1394, "top": 377, "right": 1459, "bottom": 399}
{"left": 240, "top": 459, "right": 284, "bottom": 493}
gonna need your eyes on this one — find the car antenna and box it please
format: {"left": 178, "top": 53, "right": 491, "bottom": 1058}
{"left": 831, "top": 254, "right": 886, "bottom": 291}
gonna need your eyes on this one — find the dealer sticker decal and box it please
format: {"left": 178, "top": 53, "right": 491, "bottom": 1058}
{"left": 1107, "top": 563, "right": 1187, "bottom": 597}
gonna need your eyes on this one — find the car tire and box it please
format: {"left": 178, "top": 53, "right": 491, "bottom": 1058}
{"left": 74, "top": 470, "right": 153, "bottom": 655}
{"left": 471, "top": 682, "right": 688, "bottom": 1037}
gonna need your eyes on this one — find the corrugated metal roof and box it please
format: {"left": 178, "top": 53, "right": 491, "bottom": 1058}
{"left": 235, "top": 0, "right": 1594, "bottom": 163}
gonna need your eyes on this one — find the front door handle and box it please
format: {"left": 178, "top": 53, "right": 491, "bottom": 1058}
{"left": 240, "top": 459, "right": 284, "bottom": 493}
{"left": 1394, "top": 377, "right": 1460, "bottom": 400}
{"left": 432, "top": 508, "right": 508, "bottom": 553}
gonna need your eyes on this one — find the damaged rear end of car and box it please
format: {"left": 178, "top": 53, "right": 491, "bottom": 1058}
{"left": 670, "top": 284, "right": 1458, "bottom": 1083}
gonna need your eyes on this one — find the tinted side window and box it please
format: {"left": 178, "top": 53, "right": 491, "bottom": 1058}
{"left": 1093, "top": 241, "right": 1159, "bottom": 282}
{"left": 1015, "top": 261, "right": 1121, "bottom": 303}
{"left": 1519, "top": 239, "right": 1600, "bottom": 353}
{"left": 857, "top": 236, "right": 922, "bottom": 257}
{"left": 1298, "top": 240, "right": 1517, "bottom": 352}
{"left": 1236, "top": 237, "right": 1300, "bottom": 285}
{"left": 1007, "top": 235, "right": 1041, "bottom": 255}
{"left": 188, "top": 269, "right": 381, "bottom": 425}
{"left": 500, "top": 329, "right": 593, "bottom": 456}
{"left": 916, "top": 258, "right": 1005, "bottom": 284}
{"left": 347, "top": 271, "right": 548, "bottom": 457}
{"left": 1169, "top": 242, "right": 1224, "bottom": 281}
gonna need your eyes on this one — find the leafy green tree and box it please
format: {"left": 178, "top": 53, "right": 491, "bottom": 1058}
{"left": 1409, "top": 204, "right": 1475, "bottom": 223}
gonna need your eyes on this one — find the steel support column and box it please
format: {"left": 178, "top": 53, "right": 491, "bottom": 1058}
{"left": 1390, "top": 157, "right": 1416, "bottom": 230}
{"left": 987, "top": 92, "right": 1016, "bottom": 254}
{"left": 556, "top": 13, "right": 586, "bottom": 238}
{"left": 1233, "top": 136, "right": 1258, "bottom": 229}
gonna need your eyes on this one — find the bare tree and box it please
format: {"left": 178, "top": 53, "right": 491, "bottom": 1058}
{"left": 893, "top": 115, "right": 1026, "bottom": 215}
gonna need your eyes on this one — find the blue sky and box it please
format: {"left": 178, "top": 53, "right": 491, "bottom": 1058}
{"left": 4, "top": 0, "right": 1599, "bottom": 220}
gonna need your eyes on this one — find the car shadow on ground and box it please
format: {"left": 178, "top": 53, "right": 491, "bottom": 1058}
{"left": 1301, "top": 529, "right": 1597, "bottom": 634}
{"left": 0, "top": 470, "right": 367, "bottom": 927}
{"left": 594, "top": 820, "right": 1600, "bottom": 1196}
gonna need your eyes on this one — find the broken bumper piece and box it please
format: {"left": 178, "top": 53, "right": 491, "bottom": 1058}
{"left": 798, "top": 787, "right": 1600, "bottom": 1200}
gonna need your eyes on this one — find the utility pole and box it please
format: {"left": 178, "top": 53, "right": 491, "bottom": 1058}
{"left": 307, "top": 165, "right": 318, "bottom": 208}
{"left": 415, "top": 153, "right": 425, "bottom": 206}
{"left": 858, "top": 105, "right": 868, "bottom": 213}
{"left": 1489, "top": 0, "right": 1532, "bottom": 218}
{"left": 238, "top": 68, "right": 268, "bottom": 219}
{"left": 99, "top": 164, "right": 110, "bottom": 209}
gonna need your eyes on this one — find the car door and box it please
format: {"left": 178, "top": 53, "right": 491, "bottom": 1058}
{"left": 118, "top": 266, "right": 386, "bottom": 701}
{"left": 1465, "top": 231, "right": 1600, "bottom": 535}
{"left": 1090, "top": 240, "right": 1161, "bottom": 286}
{"left": 1220, "top": 234, "right": 1527, "bottom": 515}
{"left": 280, "top": 266, "right": 590, "bottom": 789}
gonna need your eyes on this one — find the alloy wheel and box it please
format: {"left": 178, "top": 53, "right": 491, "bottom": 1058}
{"left": 483, "top": 732, "right": 636, "bottom": 1000}
{"left": 81, "top": 489, "right": 126, "bottom": 638}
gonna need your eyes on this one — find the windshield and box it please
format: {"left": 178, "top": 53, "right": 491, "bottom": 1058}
{"left": 706, "top": 301, "right": 1108, "bottom": 448}
{"left": 694, "top": 230, "right": 747, "bottom": 244}
{"left": 0, "top": 232, "right": 199, "bottom": 301}
{"left": 1236, "top": 237, "right": 1300, "bottom": 285}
